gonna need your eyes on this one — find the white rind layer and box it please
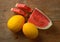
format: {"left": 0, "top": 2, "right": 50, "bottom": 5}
{"left": 11, "top": 8, "right": 13, "bottom": 11}
{"left": 15, "top": 3, "right": 19, "bottom": 7}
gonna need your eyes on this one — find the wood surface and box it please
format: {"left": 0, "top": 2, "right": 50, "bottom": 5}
{"left": 0, "top": 0, "right": 60, "bottom": 42}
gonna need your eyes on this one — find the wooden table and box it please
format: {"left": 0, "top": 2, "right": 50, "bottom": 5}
{"left": 0, "top": 0, "right": 60, "bottom": 42}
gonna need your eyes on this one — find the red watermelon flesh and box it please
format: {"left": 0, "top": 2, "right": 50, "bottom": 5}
{"left": 28, "top": 8, "right": 52, "bottom": 29}
{"left": 15, "top": 3, "right": 32, "bottom": 12}
{"left": 11, "top": 8, "right": 27, "bottom": 16}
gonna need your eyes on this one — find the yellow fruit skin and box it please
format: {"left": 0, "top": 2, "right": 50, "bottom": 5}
{"left": 7, "top": 15, "right": 25, "bottom": 32}
{"left": 23, "top": 23, "right": 38, "bottom": 39}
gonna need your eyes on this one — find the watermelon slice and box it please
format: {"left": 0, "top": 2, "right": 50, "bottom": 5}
{"left": 28, "top": 8, "right": 52, "bottom": 29}
{"left": 15, "top": 3, "right": 32, "bottom": 12}
{"left": 11, "top": 8, "right": 27, "bottom": 16}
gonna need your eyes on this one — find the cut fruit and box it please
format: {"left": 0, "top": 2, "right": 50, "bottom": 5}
{"left": 11, "top": 8, "right": 27, "bottom": 16}
{"left": 15, "top": 3, "right": 32, "bottom": 12}
{"left": 28, "top": 8, "right": 52, "bottom": 29}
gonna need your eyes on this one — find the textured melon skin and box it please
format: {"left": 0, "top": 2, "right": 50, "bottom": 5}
{"left": 28, "top": 8, "right": 52, "bottom": 29}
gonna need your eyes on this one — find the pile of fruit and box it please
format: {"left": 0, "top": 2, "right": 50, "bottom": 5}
{"left": 7, "top": 3, "right": 52, "bottom": 39}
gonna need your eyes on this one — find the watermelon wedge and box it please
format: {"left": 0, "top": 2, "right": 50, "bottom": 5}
{"left": 11, "top": 8, "right": 27, "bottom": 16}
{"left": 15, "top": 3, "right": 32, "bottom": 12}
{"left": 28, "top": 8, "right": 52, "bottom": 29}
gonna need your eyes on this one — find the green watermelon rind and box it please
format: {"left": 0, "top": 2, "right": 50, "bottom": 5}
{"left": 34, "top": 8, "right": 53, "bottom": 29}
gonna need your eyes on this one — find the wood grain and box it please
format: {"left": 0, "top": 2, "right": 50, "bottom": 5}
{"left": 0, "top": 0, "right": 60, "bottom": 42}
